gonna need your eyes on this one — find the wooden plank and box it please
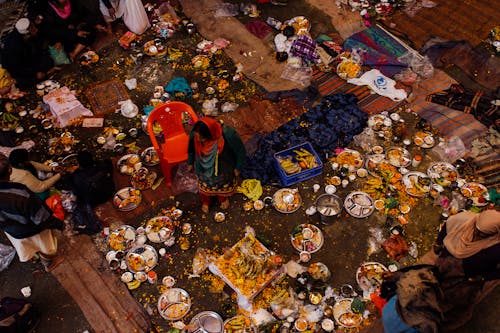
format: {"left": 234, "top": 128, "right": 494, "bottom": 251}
{"left": 51, "top": 235, "right": 150, "bottom": 333}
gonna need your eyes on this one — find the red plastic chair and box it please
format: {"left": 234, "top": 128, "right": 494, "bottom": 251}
{"left": 146, "top": 102, "right": 199, "bottom": 186}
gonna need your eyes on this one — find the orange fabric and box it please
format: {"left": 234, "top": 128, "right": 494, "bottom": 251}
{"left": 194, "top": 117, "right": 224, "bottom": 156}
{"left": 46, "top": 194, "right": 65, "bottom": 221}
{"left": 370, "top": 293, "right": 387, "bottom": 314}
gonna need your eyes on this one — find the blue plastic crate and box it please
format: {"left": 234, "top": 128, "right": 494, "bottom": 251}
{"left": 274, "top": 142, "right": 323, "bottom": 187}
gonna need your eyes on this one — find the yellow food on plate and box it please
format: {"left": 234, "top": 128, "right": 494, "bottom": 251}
{"left": 127, "top": 254, "right": 144, "bottom": 271}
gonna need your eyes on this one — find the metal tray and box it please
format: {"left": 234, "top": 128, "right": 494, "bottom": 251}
{"left": 291, "top": 223, "right": 324, "bottom": 253}
{"left": 189, "top": 311, "right": 223, "bottom": 333}
{"left": 403, "top": 171, "right": 431, "bottom": 197}
{"left": 158, "top": 288, "right": 191, "bottom": 321}
{"left": 113, "top": 187, "right": 141, "bottom": 211}
{"left": 125, "top": 244, "right": 158, "bottom": 273}
{"left": 344, "top": 191, "right": 374, "bottom": 218}
{"left": 385, "top": 147, "right": 411, "bottom": 168}
{"left": 141, "top": 146, "right": 160, "bottom": 166}
{"left": 108, "top": 225, "right": 136, "bottom": 251}
{"left": 116, "top": 154, "right": 140, "bottom": 175}
{"left": 333, "top": 298, "right": 362, "bottom": 328}
{"left": 355, "top": 262, "right": 388, "bottom": 293}
{"left": 145, "top": 216, "right": 174, "bottom": 243}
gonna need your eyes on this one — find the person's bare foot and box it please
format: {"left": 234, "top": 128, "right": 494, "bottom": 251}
{"left": 220, "top": 199, "right": 229, "bottom": 210}
{"left": 201, "top": 204, "right": 209, "bottom": 214}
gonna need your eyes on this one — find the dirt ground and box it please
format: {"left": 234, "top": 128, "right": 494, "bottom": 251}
{"left": 0, "top": 1, "right": 498, "bottom": 333}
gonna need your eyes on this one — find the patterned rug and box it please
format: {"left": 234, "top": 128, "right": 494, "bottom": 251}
{"left": 312, "top": 70, "right": 402, "bottom": 115}
{"left": 343, "top": 25, "right": 408, "bottom": 77}
{"left": 84, "top": 79, "right": 129, "bottom": 115}
{"left": 407, "top": 69, "right": 487, "bottom": 148}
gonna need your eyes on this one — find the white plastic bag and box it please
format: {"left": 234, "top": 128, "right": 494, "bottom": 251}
{"left": 0, "top": 243, "right": 16, "bottom": 272}
{"left": 123, "top": 0, "right": 151, "bottom": 35}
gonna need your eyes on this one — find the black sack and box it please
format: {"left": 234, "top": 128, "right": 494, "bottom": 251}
{"left": 72, "top": 201, "right": 102, "bottom": 235}
{"left": 0, "top": 297, "right": 40, "bottom": 333}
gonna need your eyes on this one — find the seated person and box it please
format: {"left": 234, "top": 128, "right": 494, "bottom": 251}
{"left": 0, "top": 18, "right": 57, "bottom": 89}
{"left": 44, "top": 0, "right": 100, "bottom": 61}
{"left": 9, "top": 149, "right": 62, "bottom": 200}
{"left": 0, "top": 139, "right": 35, "bottom": 158}
{"left": 0, "top": 66, "right": 25, "bottom": 99}
{"left": 69, "top": 151, "right": 115, "bottom": 206}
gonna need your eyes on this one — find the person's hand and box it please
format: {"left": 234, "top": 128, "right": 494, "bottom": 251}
{"left": 95, "top": 24, "right": 107, "bottom": 33}
{"left": 77, "top": 30, "right": 90, "bottom": 38}
{"left": 234, "top": 169, "right": 240, "bottom": 177}
{"left": 186, "top": 164, "right": 194, "bottom": 172}
{"left": 108, "top": 7, "right": 116, "bottom": 20}
{"left": 53, "top": 166, "right": 66, "bottom": 175}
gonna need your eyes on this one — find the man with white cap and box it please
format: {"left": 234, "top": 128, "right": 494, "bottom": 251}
{"left": 15, "top": 18, "right": 31, "bottom": 35}
{"left": 0, "top": 18, "right": 55, "bottom": 89}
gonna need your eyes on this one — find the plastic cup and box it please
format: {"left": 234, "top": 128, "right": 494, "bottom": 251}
{"left": 21, "top": 286, "right": 31, "bottom": 298}
{"left": 147, "top": 270, "right": 157, "bottom": 284}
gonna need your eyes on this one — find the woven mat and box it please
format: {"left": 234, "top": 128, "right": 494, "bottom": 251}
{"left": 312, "top": 70, "right": 401, "bottom": 115}
{"left": 51, "top": 234, "right": 150, "bottom": 333}
{"left": 408, "top": 69, "right": 487, "bottom": 147}
{"left": 388, "top": 0, "right": 500, "bottom": 49}
{"left": 84, "top": 79, "right": 129, "bottom": 115}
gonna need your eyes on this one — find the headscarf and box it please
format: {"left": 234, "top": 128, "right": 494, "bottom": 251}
{"left": 194, "top": 117, "right": 224, "bottom": 156}
{"left": 49, "top": 0, "right": 72, "bottom": 19}
{"left": 443, "top": 210, "right": 500, "bottom": 259}
{"left": 193, "top": 117, "right": 224, "bottom": 178}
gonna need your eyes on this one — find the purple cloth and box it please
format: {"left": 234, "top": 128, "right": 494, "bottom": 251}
{"left": 343, "top": 26, "right": 408, "bottom": 77}
{"left": 290, "top": 35, "right": 319, "bottom": 64}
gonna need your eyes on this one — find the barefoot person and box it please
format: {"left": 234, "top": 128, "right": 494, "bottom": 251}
{"left": 187, "top": 118, "right": 246, "bottom": 213}
{"left": 0, "top": 153, "right": 63, "bottom": 272}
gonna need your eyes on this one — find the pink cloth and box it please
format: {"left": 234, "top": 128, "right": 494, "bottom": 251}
{"left": 49, "top": 0, "right": 72, "bottom": 19}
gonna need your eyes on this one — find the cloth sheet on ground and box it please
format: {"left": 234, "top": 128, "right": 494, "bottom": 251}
{"left": 421, "top": 38, "right": 500, "bottom": 92}
{"left": 407, "top": 69, "right": 487, "bottom": 148}
{"left": 84, "top": 79, "right": 130, "bottom": 115}
{"left": 312, "top": 70, "right": 402, "bottom": 115}
{"left": 407, "top": 69, "right": 498, "bottom": 187}
{"left": 343, "top": 25, "right": 408, "bottom": 77}
{"left": 43, "top": 87, "right": 93, "bottom": 127}
{"left": 427, "top": 83, "right": 499, "bottom": 131}
{"left": 241, "top": 93, "right": 368, "bottom": 184}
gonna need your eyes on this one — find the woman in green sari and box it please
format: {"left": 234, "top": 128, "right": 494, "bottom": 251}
{"left": 188, "top": 117, "right": 246, "bottom": 213}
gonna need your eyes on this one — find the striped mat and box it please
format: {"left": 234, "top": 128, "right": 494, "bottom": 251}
{"left": 408, "top": 69, "right": 487, "bottom": 148}
{"left": 312, "top": 70, "right": 401, "bottom": 115}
